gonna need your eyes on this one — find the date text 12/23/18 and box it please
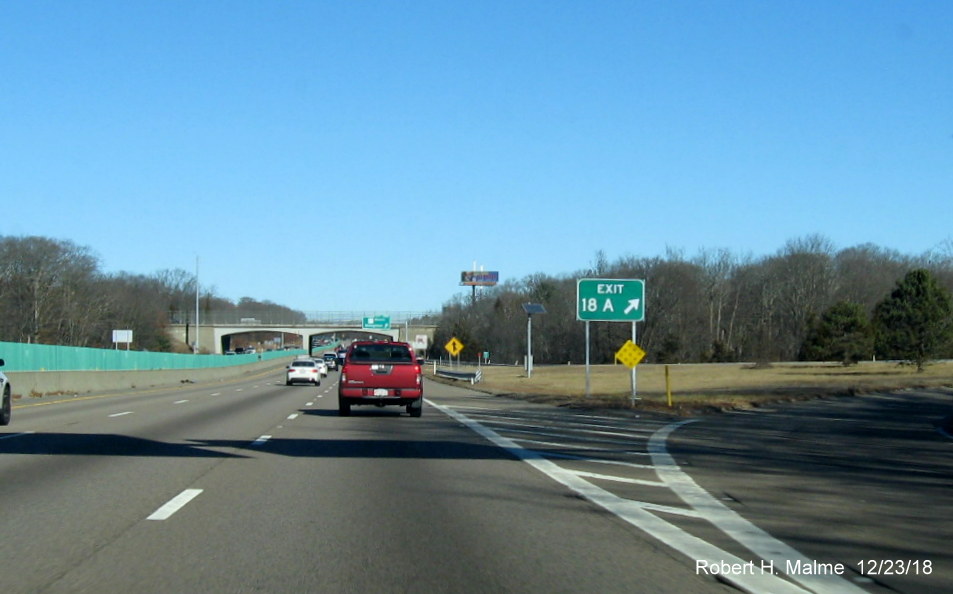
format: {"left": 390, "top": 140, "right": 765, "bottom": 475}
{"left": 697, "top": 559, "right": 932, "bottom": 577}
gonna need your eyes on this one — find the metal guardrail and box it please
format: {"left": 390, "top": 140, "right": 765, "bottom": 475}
{"left": 433, "top": 367, "right": 483, "bottom": 384}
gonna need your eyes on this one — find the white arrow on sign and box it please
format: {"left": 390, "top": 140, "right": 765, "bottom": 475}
{"left": 624, "top": 299, "right": 641, "bottom": 315}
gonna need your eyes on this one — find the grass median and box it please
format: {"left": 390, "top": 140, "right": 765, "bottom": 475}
{"left": 430, "top": 360, "right": 953, "bottom": 414}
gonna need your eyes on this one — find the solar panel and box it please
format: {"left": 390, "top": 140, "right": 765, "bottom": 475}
{"left": 522, "top": 303, "right": 547, "bottom": 315}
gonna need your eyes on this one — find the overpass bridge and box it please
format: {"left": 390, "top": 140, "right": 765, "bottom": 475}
{"left": 166, "top": 311, "right": 438, "bottom": 355}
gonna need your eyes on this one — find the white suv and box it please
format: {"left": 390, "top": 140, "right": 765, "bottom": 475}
{"left": 0, "top": 359, "right": 11, "bottom": 426}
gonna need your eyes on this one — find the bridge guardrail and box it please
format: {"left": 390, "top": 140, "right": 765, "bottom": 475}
{"left": 168, "top": 310, "right": 438, "bottom": 325}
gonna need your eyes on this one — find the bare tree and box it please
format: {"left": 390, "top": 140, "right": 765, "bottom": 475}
{"left": 833, "top": 244, "right": 910, "bottom": 313}
{"left": 0, "top": 236, "right": 101, "bottom": 344}
{"left": 695, "top": 248, "right": 751, "bottom": 360}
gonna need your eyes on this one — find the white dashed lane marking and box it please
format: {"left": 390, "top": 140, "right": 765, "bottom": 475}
{"left": 147, "top": 489, "right": 203, "bottom": 521}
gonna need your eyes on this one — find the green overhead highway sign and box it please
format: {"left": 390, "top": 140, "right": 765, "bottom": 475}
{"left": 362, "top": 316, "right": 392, "bottom": 330}
{"left": 576, "top": 278, "right": 645, "bottom": 322}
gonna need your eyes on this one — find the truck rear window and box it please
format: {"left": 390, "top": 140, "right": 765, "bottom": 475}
{"left": 350, "top": 344, "right": 413, "bottom": 363}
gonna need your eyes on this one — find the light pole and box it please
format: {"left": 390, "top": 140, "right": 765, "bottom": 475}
{"left": 522, "top": 303, "right": 546, "bottom": 378}
{"left": 194, "top": 255, "right": 200, "bottom": 353}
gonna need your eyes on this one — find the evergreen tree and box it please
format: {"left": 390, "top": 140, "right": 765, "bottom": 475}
{"left": 873, "top": 269, "right": 953, "bottom": 371}
{"left": 800, "top": 301, "right": 873, "bottom": 365}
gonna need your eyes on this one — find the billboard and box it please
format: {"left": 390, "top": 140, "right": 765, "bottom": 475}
{"left": 460, "top": 271, "right": 499, "bottom": 286}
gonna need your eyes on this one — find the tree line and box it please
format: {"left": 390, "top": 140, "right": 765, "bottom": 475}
{"left": 4, "top": 233, "right": 952, "bottom": 368}
{"left": 0, "top": 235, "right": 304, "bottom": 352}
{"left": 431, "top": 235, "right": 953, "bottom": 369}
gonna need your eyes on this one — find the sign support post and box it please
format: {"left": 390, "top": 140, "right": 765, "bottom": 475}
{"left": 631, "top": 321, "right": 638, "bottom": 402}
{"left": 585, "top": 321, "right": 591, "bottom": 398}
{"left": 576, "top": 278, "right": 646, "bottom": 402}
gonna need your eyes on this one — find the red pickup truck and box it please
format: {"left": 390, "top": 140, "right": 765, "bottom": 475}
{"left": 338, "top": 340, "right": 424, "bottom": 417}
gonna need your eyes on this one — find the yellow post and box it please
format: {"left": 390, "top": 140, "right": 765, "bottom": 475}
{"left": 665, "top": 364, "right": 672, "bottom": 407}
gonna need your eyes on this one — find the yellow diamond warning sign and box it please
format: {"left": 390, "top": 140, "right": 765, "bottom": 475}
{"left": 615, "top": 340, "right": 646, "bottom": 369}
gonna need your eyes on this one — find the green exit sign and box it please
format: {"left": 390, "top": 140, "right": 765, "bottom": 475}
{"left": 362, "top": 316, "right": 391, "bottom": 330}
{"left": 576, "top": 278, "right": 645, "bottom": 322}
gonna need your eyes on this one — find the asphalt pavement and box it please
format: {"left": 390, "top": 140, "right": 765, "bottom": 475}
{"left": 0, "top": 369, "right": 730, "bottom": 594}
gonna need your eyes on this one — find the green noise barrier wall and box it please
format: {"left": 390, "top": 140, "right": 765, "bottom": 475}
{"left": 0, "top": 341, "right": 306, "bottom": 372}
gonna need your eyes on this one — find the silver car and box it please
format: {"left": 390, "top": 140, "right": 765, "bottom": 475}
{"left": 312, "top": 358, "right": 328, "bottom": 377}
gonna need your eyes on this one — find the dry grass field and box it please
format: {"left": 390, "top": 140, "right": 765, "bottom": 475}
{"left": 432, "top": 360, "right": 953, "bottom": 414}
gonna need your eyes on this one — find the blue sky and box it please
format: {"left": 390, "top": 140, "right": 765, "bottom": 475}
{"left": 2, "top": 1, "right": 951, "bottom": 314}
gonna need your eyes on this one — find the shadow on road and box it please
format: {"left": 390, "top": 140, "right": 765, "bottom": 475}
{"left": 0, "top": 432, "right": 249, "bottom": 458}
{"left": 0, "top": 429, "right": 514, "bottom": 461}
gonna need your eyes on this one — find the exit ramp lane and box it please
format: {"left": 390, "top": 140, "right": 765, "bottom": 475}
{"left": 427, "top": 386, "right": 916, "bottom": 594}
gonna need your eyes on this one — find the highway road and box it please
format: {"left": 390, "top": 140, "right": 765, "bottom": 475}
{"left": 0, "top": 365, "right": 727, "bottom": 594}
{"left": 2, "top": 363, "right": 949, "bottom": 593}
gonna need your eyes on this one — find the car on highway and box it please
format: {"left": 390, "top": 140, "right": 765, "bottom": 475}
{"left": 335, "top": 348, "right": 347, "bottom": 368}
{"left": 0, "top": 359, "right": 11, "bottom": 425}
{"left": 312, "top": 358, "right": 329, "bottom": 377}
{"left": 322, "top": 352, "right": 338, "bottom": 371}
{"left": 286, "top": 359, "right": 321, "bottom": 386}
{"left": 338, "top": 340, "right": 423, "bottom": 417}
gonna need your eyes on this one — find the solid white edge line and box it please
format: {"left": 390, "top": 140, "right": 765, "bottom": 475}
{"left": 147, "top": 489, "right": 203, "bottom": 521}
{"left": 425, "top": 399, "right": 809, "bottom": 594}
